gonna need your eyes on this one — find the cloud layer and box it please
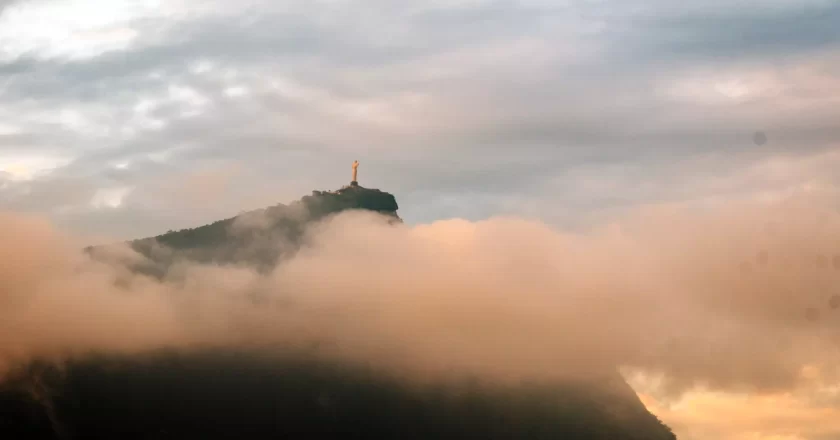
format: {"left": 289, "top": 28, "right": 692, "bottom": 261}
{"left": 4, "top": 192, "right": 840, "bottom": 394}
{"left": 4, "top": 187, "right": 840, "bottom": 438}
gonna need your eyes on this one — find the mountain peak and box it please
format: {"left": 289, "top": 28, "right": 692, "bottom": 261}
{"left": 304, "top": 183, "right": 400, "bottom": 222}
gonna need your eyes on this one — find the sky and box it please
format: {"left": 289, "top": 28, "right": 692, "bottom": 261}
{"left": 1, "top": 1, "right": 839, "bottom": 439}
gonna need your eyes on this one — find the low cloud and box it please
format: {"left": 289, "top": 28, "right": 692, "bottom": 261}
{"left": 2, "top": 191, "right": 840, "bottom": 399}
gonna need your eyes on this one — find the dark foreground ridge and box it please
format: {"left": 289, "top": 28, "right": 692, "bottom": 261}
{"left": 4, "top": 184, "right": 676, "bottom": 440}
{"left": 1, "top": 350, "right": 674, "bottom": 440}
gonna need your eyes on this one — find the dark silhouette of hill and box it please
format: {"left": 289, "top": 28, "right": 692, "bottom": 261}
{"left": 143, "top": 184, "right": 400, "bottom": 252}
{"left": 1, "top": 350, "right": 675, "bottom": 440}
{"left": 2, "top": 184, "right": 677, "bottom": 439}
{"left": 88, "top": 183, "right": 401, "bottom": 274}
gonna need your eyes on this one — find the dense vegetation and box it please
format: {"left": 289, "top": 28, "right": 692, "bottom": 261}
{"left": 147, "top": 184, "right": 400, "bottom": 251}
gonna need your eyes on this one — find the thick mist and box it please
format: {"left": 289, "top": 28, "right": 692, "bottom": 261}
{"left": 2, "top": 194, "right": 840, "bottom": 397}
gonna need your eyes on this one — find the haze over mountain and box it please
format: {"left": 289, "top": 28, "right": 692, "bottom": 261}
{"left": 3, "top": 173, "right": 840, "bottom": 440}
{"left": 2, "top": 184, "right": 676, "bottom": 439}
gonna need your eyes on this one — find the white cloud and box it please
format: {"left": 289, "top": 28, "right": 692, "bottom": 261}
{"left": 168, "top": 84, "right": 212, "bottom": 116}
{"left": 58, "top": 108, "right": 110, "bottom": 136}
{"left": 90, "top": 186, "right": 133, "bottom": 209}
{"left": 0, "top": 123, "right": 21, "bottom": 135}
{"left": 223, "top": 85, "right": 249, "bottom": 98}
{"left": 0, "top": 0, "right": 163, "bottom": 60}
{"left": 0, "top": 154, "right": 69, "bottom": 181}
{"left": 190, "top": 60, "right": 215, "bottom": 75}
{"left": 662, "top": 68, "right": 784, "bottom": 105}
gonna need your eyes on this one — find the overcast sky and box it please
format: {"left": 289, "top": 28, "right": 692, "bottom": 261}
{"left": 1, "top": 0, "right": 838, "bottom": 240}
{"left": 1, "top": 1, "right": 840, "bottom": 438}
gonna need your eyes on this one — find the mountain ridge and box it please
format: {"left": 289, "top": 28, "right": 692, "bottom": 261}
{"left": 86, "top": 183, "right": 400, "bottom": 273}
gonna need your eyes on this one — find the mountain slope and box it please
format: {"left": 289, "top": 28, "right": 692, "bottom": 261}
{"left": 88, "top": 183, "right": 400, "bottom": 273}
{"left": 0, "top": 351, "right": 675, "bottom": 440}
{"left": 145, "top": 183, "right": 400, "bottom": 251}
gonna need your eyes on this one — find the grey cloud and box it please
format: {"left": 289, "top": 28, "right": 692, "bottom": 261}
{"left": 0, "top": 0, "right": 838, "bottom": 237}
{"left": 0, "top": 132, "right": 43, "bottom": 150}
{"left": 0, "top": 0, "right": 18, "bottom": 13}
{"left": 0, "top": 175, "right": 96, "bottom": 213}
{"left": 617, "top": 2, "right": 840, "bottom": 63}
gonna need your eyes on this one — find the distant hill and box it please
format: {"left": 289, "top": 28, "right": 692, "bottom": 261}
{"left": 4, "top": 183, "right": 677, "bottom": 439}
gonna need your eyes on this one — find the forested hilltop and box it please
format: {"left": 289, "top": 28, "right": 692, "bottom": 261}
{"left": 88, "top": 183, "right": 400, "bottom": 273}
